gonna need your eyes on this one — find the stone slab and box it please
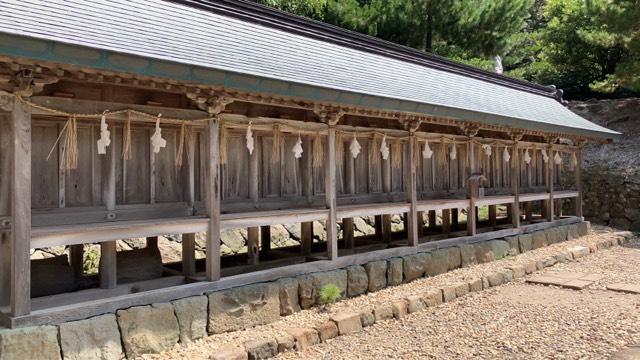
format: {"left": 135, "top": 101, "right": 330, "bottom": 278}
{"left": 459, "top": 244, "right": 477, "bottom": 267}
{"left": 387, "top": 258, "right": 403, "bottom": 286}
{"left": 286, "top": 328, "right": 320, "bottom": 351}
{"left": 392, "top": 300, "right": 408, "bottom": 319}
{"left": 403, "top": 252, "right": 430, "bottom": 282}
{"left": 610, "top": 344, "right": 640, "bottom": 360}
{"left": 315, "top": 321, "right": 339, "bottom": 342}
{"left": 244, "top": 338, "right": 277, "bottom": 360}
{"left": 117, "top": 303, "right": 180, "bottom": 358}
{"left": 331, "top": 312, "right": 362, "bottom": 335}
{"left": 59, "top": 314, "right": 123, "bottom": 360}
{"left": 173, "top": 295, "right": 208, "bottom": 344}
{"left": 373, "top": 305, "right": 394, "bottom": 322}
{"left": 364, "top": 260, "right": 387, "bottom": 292}
{"left": 607, "top": 283, "right": 640, "bottom": 294}
{"left": 0, "top": 326, "right": 61, "bottom": 360}
{"left": 346, "top": 265, "right": 368, "bottom": 297}
{"left": 276, "top": 277, "right": 301, "bottom": 316}
{"left": 210, "top": 346, "right": 248, "bottom": 360}
{"left": 208, "top": 283, "right": 280, "bottom": 334}
{"left": 562, "top": 279, "right": 593, "bottom": 290}
{"left": 441, "top": 286, "right": 457, "bottom": 302}
{"left": 527, "top": 276, "right": 570, "bottom": 286}
{"left": 360, "top": 310, "right": 375, "bottom": 327}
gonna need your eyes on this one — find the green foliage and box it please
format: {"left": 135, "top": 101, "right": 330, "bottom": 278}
{"left": 260, "top": 0, "right": 328, "bottom": 19}
{"left": 317, "top": 284, "right": 341, "bottom": 305}
{"left": 83, "top": 247, "right": 100, "bottom": 275}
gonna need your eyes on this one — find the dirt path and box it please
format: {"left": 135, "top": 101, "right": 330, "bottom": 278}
{"left": 146, "top": 229, "right": 640, "bottom": 360}
{"left": 278, "top": 240, "right": 640, "bottom": 360}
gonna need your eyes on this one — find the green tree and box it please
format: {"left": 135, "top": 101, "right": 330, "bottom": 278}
{"left": 259, "top": 0, "right": 328, "bottom": 19}
{"left": 529, "top": 0, "right": 639, "bottom": 97}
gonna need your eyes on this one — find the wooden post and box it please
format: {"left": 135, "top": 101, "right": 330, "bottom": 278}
{"left": 488, "top": 205, "right": 497, "bottom": 227}
{"left": 147, "top": 236, "right": 159, "bottom": 249}
{"left": 442, "top": 209, "right": 451, "bottom": 234}
{"left": 69, "top": 244, "right": 84, "bottom": 280}
{"left": 547, "top": 145, "right": 555, "bottom": 222}
{"left": 4, "top": 95, "right": 32, "bottom": 316}
{"left": 260, "top": 226, "right": 271, "bottom": 258}
{"left": 325, "top": 125, "right": 338, "bottom": 260}
{"left": 511, "top": 140, "right": 521, "bottom": 228}
{"left": 100, "top": 129, "right": 117, "bottom": 289}
{"left": 181, "top": 233, "right": 196, "bottom": 276}
{"left": 428, "top": 210, "right": 436, "bottom": 229}
{"left": 575, "top": 147, "right": 583, "bottom": 218}
{"left": 381, "top": 145, "right": 392, "bottom": 243}
{"left": 417, "top": 211, "right": 425, "bottom": 236}
{"left": 206, "top": 118, "right": 221, "bottom": 281}
{"left": 451, "top": 209, "right": 459, "bottom": 228}
{"left": 467, "top": 139, "right": 477, "bottom": 236}
{"left": 248, "top": 132, "right": 260, "bottom": 265}
{"left": 407, "top": 131, "right": 419, "bottom": 246}
{"left": 300, "top": 136, "right": 314, "bottom": 255}
{"left": 343, "top": 153, "right": 355, "bottom": 249}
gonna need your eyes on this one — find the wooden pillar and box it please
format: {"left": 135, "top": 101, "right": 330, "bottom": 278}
{"left": 182, "top": 233, "right": 196, "bottom": 276}
{"left": 442, "top": 209, "right": 451, "bottom": 234}
{"left": 343, "top": 153, "right": 355, "bottom": 249}
{"left": 575, "top": 147, "right": 583, "bottom": 218}
{"left": 206, "top": 118, "right": 221, "bottom": 281}
{"left": 260, "top": 226, "right": 271, "bottom": 258}
{"left": 488, "top": 205, "right": 497, "bottom": 227}
{"left": 100, "top": 147, "right": 116, "bottom": 289}
{"left": 547, "top": 146, "right": 555, "bottom": 222}
{"left": 407, "top": 131, "right": 419, "bottom": 246}
{"left": 100, "top": 128, "right": 117, "bottom": 289}
{"left": 467, "top": 139, "right": 477, "bottom": 236}
{"left": 525, "top": 202, "right": 533, "bottom": 222}
{"left": 3, "top": 95, "right": 32, "bottom": 316}
{"left": 301, "top": 136, "right": 314, "bottom": 255}
{"left": 69, "top": 244, "right": 84, "bottom": 280}
{"left": 417, "top": 211, "right": 426, "bottom": 236}
{"left": 511, "top": 141, "right": 521, "bottom": 228}
{"left": 381, "top": 145, "right": 392, "bottom": 243}
{"left": 182, "top": 130, "right": 197, "bottom": 276}
{"left": 147, "top": 236, "right": 159, "bottom": 249}
{"left": 451, "top": 208, "right": 459, "bottom": 227}
{"left": 247, "top": 130, "right": 260, "bottom": 265}
{"left": 428, "top": 210, "right": 437, "bottom": 229}
{"left": 325, "top": 125, "right": 338, "bottom": 260}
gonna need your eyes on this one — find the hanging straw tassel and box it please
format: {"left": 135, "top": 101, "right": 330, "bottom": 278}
{"left": 219, "top": 126, "right": 228, "bottom": 165}
{"left": 438, "top": 139, "right": 447, "bottom": 167}
{"left": 271, "top": 124, "right": 281, "bottom": 164}
{"left": 122, "top": 111, "right": 132, "bottom": 160}
{"left": 63, "top": 116, "right": 78, "bottom": 170}
{"left": 313, "top": 132, "right": 324, "bottom": 168}
{"left": 176, "top": 122, "right": 187, "bottom": 168}
{"left": 392, "top": 140, "right": 403, "bottom": 169}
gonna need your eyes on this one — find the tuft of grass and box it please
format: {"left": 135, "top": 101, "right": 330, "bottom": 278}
{"left": 317, "top": 284, "right": 341, "bottom": 305}
{"left": 83, "top": 247, "right": 100, "bottom": 275}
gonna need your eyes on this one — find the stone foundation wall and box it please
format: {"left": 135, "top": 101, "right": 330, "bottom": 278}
{"left": 0, "top": 222, "right": 592, "bottom": 360}
{"left": 582, "top": 169, "right": 640, "bottom": 232}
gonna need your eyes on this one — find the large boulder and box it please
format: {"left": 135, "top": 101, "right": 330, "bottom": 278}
{"left": 346, "top": 265, "right": 368, "bottom": 297}
{"left": 0, "top": 326, "right": 61, "bottom": 360}
{"left": 425, "top": 249, "right": 448, "bottom": 276}
{"left": 490, "top": 240, "right": 510, "bottom": 259}
{"left": 276, "top": 277, "right": 301, "bottom": 316}
{"left": 458, "top": 244, "right": 477, "bottom": 267}
{"left": 297, "top": 275, "right": 315, "bottom": 309}
{"left": 544, "top": 227, "right": 563, "bottom": 245}
{"left": 208, "top": 283, "right": 280, "bottom": 334}
{"left": 532, "top": 230, "right": 548, "bottom": 248}
{"left": 474, "top": 242, "right": 496, "bottom": 263}
{"left": 173, "top": 296, "right": 208, "bottom": 344}
{"left": 117, "top": 303, "right": 180, "bottom": 358}
{"left": 518, "top": 233, "right": 534, "bottom": 252}
{"left": 576, "top": 221, "right": 590, "bottom": 236}
{"left": 387, "top": 258, "right": 403, "bottom": 286}
{"left": 566, "top": 224, "right": 580, "bottom": 240}
{"left": 446, "top": 246, "right": 462, "bottom": 270}
{"left": 364, "top": 260, "right": 387, "bottom": 292}
{"left": 403, "top": 252, "right": 430, "bottom": 282}
{"left": 504, "top": 236, "right": 520, "bottom": 256}
{"left": 311, "top": 270, "right": 348, "bottom": 303}
{"left": 59, "top": 314, "right": 123, "bottom": 360}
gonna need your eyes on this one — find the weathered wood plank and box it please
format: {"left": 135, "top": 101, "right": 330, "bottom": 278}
{"left": 9, "top": 96, "right": 32, "bottom": 316}
{"left": 325, "top": 126, "right": 338, "bottom": 260}
{"left": 206, "top": 118, "right": 221, "bottom": 281}
{"left": 511, "top": 142, "right": 521, "bottom": 228}
{"left": 343, "top": 153, "right": 355, "bottom": 249}
{"left": 407, "top": 133, "right": 418, "bottom": 246}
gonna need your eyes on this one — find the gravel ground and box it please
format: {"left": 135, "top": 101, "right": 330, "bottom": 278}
{"left": 146, "top": 227, "right": 640, "bottom": 360}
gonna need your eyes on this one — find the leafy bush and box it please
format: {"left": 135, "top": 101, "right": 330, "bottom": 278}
{"left": 83, "top": 247, "right": 100, "bottom": 275}
{"left": 317, "top": 284, "right": 341, "bottom": 305}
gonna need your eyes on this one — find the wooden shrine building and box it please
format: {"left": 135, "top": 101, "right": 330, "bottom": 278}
{"left": 0, "top": 0, "right": 618, "bottom": 327}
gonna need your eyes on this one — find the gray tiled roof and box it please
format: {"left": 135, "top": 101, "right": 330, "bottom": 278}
{"left": 0, "top": 0, "right": 618, "bottom": 139}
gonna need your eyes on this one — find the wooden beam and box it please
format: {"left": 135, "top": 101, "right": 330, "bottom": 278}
{"left": 547, "top": 146, "right": 554, "bottom": 222}
{"left": 99, "top": 241, "right": 117, "bottom": 289}
{"left": 8, "top": 95, "right": 32, "bottom": 316}
{"left": 147, "top": 236, "right": 159, "bottom": 250}
{"left": 442, "top": 209, "right": 451, "bottom": 234}
{"left": 575, "top": 148, "right": 583, "bottom": 218}
{"left": 467, "top": 139, "right": 477, "bottom": 236}
{"left": 343, "top": 153, "right": 355, "bottom": 249}
{"left": 325, "top": 125, "right": 338, "bottom": 260}
{"left": 381, "top": 145, "right": 392, "bottom": 243}
{"left": 451, "top": 209, "right": 459, "bottom": 227}
{"left": 301, "top": 222, "right": 313, "bottom": 256}
{"left": 428, "top": 210, "right": 437, "bottom": 229}
{"left": 406, "top": 132, "right": 419, "bottom": 246}
{"left": 489, "top": 205, "right": 497, "bottom": 227}
{"left": 511, "top": 142, "right": 521, "bottom": 228}
{"left": 248, "top": 133, "right": 260, "bottom": 265}
{"left": 247, "top": 227, "right": 259, "bottom": 265}
{"left": 206, "top": 118, "right": 221, "bottom": 281}
{"left": 69, "top": 244, "right": 84, "bottom": 280}
{"left": 100, "top": 131, "right": 118, "bottom": 289}
{"left": 181, "top": 233, "right": 196, "bottom": 276}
